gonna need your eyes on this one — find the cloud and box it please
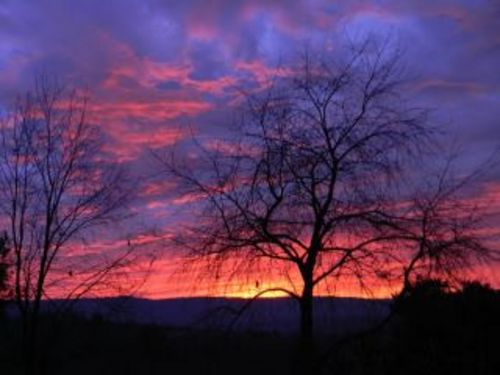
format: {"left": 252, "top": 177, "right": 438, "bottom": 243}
{"left": 1, "top": 0, "right": 499, "bottom": 296}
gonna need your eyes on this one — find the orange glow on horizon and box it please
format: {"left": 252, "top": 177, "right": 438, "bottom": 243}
{"left": 44, "top": 265, "right": 499, "bottom": 301}
{"left": 45, "top": 253, "right": 404, "bottom": 301}
{"left": 43, "top": 235, "right": 500, "bottom": 301}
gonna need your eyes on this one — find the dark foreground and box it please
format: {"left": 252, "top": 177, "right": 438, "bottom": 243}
{"left": 1, "top": 281, "right": 499, "bottom": 375}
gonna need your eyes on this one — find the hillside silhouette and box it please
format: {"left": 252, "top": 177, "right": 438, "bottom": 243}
{"left": 1, "top": 282, "right": 499, "bottom": 374}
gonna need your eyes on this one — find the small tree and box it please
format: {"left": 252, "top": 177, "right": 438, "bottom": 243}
{"left": 0, "top": 77, "right": 130, "bottom": 375}
{"left": 0, "top": 233, "right": 10, "bottom": 311}
{"left": 387, "top": 158, "right": 494, "bottom": 295}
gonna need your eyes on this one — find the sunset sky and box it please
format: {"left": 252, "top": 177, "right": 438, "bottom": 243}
{"left": 0, "top": 0, "right": 499, "bottom": 299}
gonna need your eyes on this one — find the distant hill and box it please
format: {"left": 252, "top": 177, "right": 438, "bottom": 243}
{"left": 18, "top": 297, "right": 391, "bottom": 335}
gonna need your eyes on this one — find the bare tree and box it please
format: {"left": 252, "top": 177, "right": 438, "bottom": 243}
{"left": 161, "top": 38, "right": 493, "bottom": 371}
{"left": 163, "top": 39, "right": 423, "bottom": 348}
{"left": 0, "top": 233, "right": 10, "bottom": 306}
{"left": 389, "top": 157, "right": 495, "bottom": 294}
{"left": 0, "top": 77, "right": 131, "bottom": 375}
{"left": 314, "top": 153, "right": 496, "bottom": 370}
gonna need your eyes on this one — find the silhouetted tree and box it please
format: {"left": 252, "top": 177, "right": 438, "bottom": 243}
{"left": 0, "top": 76, "right": 131, "bottom": 375}
{"left": 385, "top": 157, "right": 494, "bottom": 296}
{"left": 390, "top": 278, "right": 500, "bottom": 375}
{"left": 162, "top": 37, "right": 428, "bottom": 365}
{"left": 161, "top": 38, "right": 495, "bottom": 372}
{"left": 0, "top": 233, "right": 10, "bottom": 313}
{"left": 316, "top": 155, "right": 496, "bottom": 372}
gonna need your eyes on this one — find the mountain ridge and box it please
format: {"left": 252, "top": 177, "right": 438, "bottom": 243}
{"left": 20, "top": 296, "right": 392, "bottom": 335}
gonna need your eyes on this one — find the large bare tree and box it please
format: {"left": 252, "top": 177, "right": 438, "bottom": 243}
{"left": 162, "top": 39, "right": 493, "bottom": 369}
{"left": 0, "top": 77, "right": 131, "bottom": 375}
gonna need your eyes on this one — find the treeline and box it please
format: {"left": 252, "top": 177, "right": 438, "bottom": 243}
{"left": 1, "top": 279, "right": 498, "bottom": 374}
{"left": 329, "top": 279, "right": 500, "bottom": 375}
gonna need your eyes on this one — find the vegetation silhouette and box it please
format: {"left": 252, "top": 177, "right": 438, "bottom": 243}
{"left": 0, "top": 282, "right": 498, "bottom": 374}
{"left": 0, "top": 234, "right": 10, "bottom": 314}
{"left": 0, "top": 76, "right": 134, "bottom": 375}
{"left": 325, "top": 279, "right": 500, "bottom": 375}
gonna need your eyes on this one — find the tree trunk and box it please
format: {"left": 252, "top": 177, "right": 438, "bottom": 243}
{"left": 300, "top": 283, "right": 314, "bottom": 352}
{"left": 22, "top": 305, "right": 40, "bottom": 375}
{"left": 294, "top": 280, "right": 315, "bottom": 374}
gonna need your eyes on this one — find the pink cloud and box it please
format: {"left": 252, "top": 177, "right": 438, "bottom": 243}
{"left": 414, "top": 79, "right": 490, "bottom": 97}
{"left": 93, "top": 98, "right": 211, "bottom": 122}
{"left": 141, "top": 180, "right": 177, "bottom": 197}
